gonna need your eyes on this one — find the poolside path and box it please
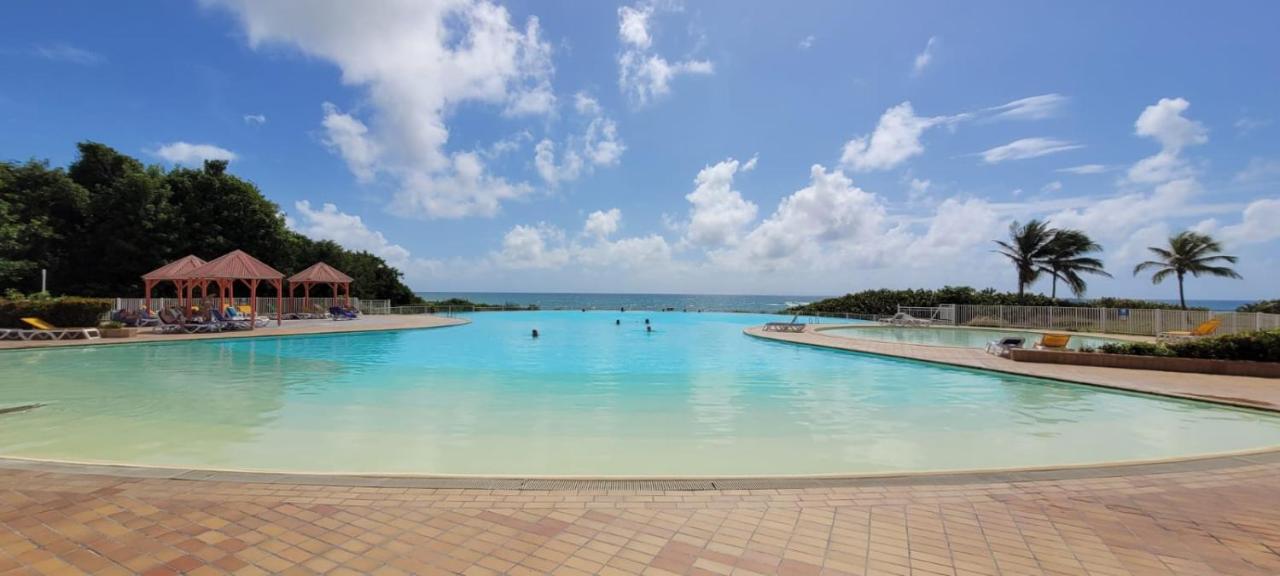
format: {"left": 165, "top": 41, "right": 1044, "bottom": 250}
{"left": 746, "top": 324, "right": 1280, "bottom": 412}
{"left": 2, "top": 453, "right": 1280, "bottom": 575}
{"left": 0, "top": 315, "right": 468, "bottom": 351}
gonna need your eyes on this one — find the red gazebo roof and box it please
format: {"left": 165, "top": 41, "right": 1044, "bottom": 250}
{"left": 184, "top": 250, "right": 284, "bottom": 280}
{"left": 142, "top": 255, "right": 208, "bottom": 281}
{"left": 288, "top": 262, "right": 354, "bottom": 284}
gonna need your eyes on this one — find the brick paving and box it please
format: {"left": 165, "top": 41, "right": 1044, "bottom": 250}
{"left": 747, "top": 325, "right": 1280, "bottom": 411}
{"left": 2, "top": 456, "right": 1280, "bottom": 575}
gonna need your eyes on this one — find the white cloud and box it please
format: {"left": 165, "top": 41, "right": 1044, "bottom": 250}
{"left": 493, "top": 223, "right": 571, "bottom": 269}
{"left": 988, "top": 94, "right": 1068, "bottom": 121}
{"left": 533, "top": 139, "right": 583, "bottom": 186}
{"left": 1220, "top": 199, "right": 1280, "bottom": 245}
{"left": 907, "top": 177, "right": 931, "bottom": 200}
{"left": 1056, "top": 164, "right": 1108, "bottom": 175}
{"left": 532, "top": 91, "right": 624, "bottom": 186}
{"left": 1235, "top": 116, "right": 1272, "bottom": 137}
{"left": 741, "top": 155, "right": 758, "bottom": 172}
{"left": 726, "top": 165, "right": 888, "bottom": 267}
{"left": 151, "top": 142, "right": 237, "bottom": 165}
{"left": 840, "top": 102, "right": 965, "bottom": 172}
{"left": 980, "top": 137, "right": 1082, "bottom": 164}
{"left": 320, "top": 102, "right": 379, "bottom": 182}
{"left": 573, "top": 92, "right": 602, "bottom": 116}
{"left": 290, "top": 200, "right": 411, "bottom": 266}
{"left": 798, "top": 35, "right": 816, "bottom": 50}
{"left": 584, "top": 208, "right": 622, "bottom": 238}
{"left": 683, "top": 158, "right": 759, "bottom": 248}
{"left": 1126, "top": 98, "right": 1207, "bottom": 186}
{"left": 242, "top": 114, "right": 267, "bottom": 125}
{"left": 904, "top": 198, "right": 1001, "bottom": 261}
{"left": 617, "top": 1, "right": 713, "bottom": 106}
{"left": 209, "top": 0, "right": 554, "bottom": 218}
{"left": 1234, "top": 158, "right": 1280, "bottom": 184}
{"left": 1134, "top": 97, "right": 1208, "bottom": 152}
{"left": 911, "top": 36, "right": 938, "bottom": 77}
{"left": 1041, "top": 181, "right": 1063, "bottom": 194}
{"left": 33, "top": 44, "right": 104, "bottom": 65}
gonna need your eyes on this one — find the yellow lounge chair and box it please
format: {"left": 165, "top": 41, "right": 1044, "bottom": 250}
{"left": 19, "top": 317, "right": 101, "bottom": 341}
{"left": 1159, "top": 318, "right": 1221, "bottom": 340}
{"left": 1036, "top": 333, "right": 1072, "bottom": 350}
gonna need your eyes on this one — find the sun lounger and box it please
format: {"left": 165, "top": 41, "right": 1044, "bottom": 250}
{"left": 1158, "top": 318, "right": 1220, "bottom": 341}
{"left": 985, "top": 336, "right": 1026, "bottom": 357}
{"left": 764, "top": 314, "right": 807, "bottom": 332}
{"left": 212, "top": 309, "right": 250, "bottom": 331}
{"left": 884, "top": 312, "right": 932, "bottom": 326}
{"left": 228, "top": 306, "right": 270, "bottom": 327}
{"left": 19, "top": 317, "right": 101, "bottom": 340}
{"left": 329, "top": 306, "right": 357, "bottom": 321}
{"left": 1035, "top": 333, "right": 1071, "bottom": 350}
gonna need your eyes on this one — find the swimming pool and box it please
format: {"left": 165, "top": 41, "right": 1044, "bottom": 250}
{"left": 823, "top": 325, "right": 1125, "bottom": 350}
{"left": 2, "top": 311, "right": 1278, "bottom": 476}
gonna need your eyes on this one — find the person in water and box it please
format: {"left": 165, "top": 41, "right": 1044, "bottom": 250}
{"left": 646, "top": 325, "right": 652, "bottom": 333}
{"left": 615, "top": 319, "right": 620, "bottom": 325}
{"left": 531, "top": 329, "right": 539, "bottom": 338}
{"left": 644, "top": 318, "right": 650, "bottom": 325}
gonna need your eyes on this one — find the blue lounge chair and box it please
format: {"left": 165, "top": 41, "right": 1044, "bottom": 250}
{"left": 329, "top": 306, "right": 357, "bottom": 321}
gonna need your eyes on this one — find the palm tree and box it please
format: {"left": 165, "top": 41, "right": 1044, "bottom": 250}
{"left": 994, "top": 219, "right": 1057, "bottom": 297}
{"left": 1133, "top": 231, "right": 1242, "bottom": 309}
{"left": 1040, "top": 229, "right": 1111, "bottom": 302}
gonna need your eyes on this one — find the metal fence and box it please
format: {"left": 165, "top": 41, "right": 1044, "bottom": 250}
{"left": 114, "top": 297, "right": 391, "bottom": 315}
{"left": 950, "top": 304, "right": 1280, "bottom": 336}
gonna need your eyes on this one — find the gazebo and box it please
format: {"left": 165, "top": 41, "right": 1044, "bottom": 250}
{"left": 141, "top": 255, "right": 207, "bottom": 313}
{"left": 183, "top": 250, "right": 285, "bottom": 328}
{"left": 288, "top": 262, "right": 353, "bottom": 313}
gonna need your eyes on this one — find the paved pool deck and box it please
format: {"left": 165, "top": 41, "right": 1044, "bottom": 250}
{"left": 3, "top": 318, "right": 1280, "bottom": 574}
{"left": 0, "top": 315, "right": 469, "bottom": 351}
{"left": 746, "top": 324, "right": 1280, "bottom": 412}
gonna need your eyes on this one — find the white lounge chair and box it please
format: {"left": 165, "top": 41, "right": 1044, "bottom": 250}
{"left": 985, "top": 336, "right": 1026, "bottom": 357}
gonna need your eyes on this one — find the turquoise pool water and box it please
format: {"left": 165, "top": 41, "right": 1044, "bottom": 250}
{"left": 2, "top": 311, "right": 1279, "bottom": 476}
{"left": 824, "top": 325, "right": 1124, "bottom": 350}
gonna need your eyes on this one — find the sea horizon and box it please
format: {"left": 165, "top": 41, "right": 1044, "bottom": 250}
{"left": 417, "top": 291, "right": 1259, "bottom": 312}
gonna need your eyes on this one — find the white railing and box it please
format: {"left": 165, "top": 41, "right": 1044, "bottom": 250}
{"left": 114, "top": 297, "right": 390, "bottom": 315}
{"left": 950, "top": 304, "right": 1280, "bottom": 336}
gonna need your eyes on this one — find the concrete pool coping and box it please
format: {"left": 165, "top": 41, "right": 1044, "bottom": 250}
{"left": 2, "top": 446, "right": 1279, "bottom": 491}
{"left": 0, "top": 314, "right": 470, "bottom": 350}
{"left": 810, "top": 322, "right": 1155, "bottom": 346}
{"left": 748, "top": 324, "right": 1280, "bottom": 412}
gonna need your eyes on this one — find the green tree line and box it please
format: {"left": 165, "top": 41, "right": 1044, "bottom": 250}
{"left": 0, "top": 142, "right": 421, "bottom": 304}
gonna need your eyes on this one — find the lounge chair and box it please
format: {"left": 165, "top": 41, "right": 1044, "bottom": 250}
{"left": 212, "top": 309, "right": 250, "bottom": 331}
{"left": 329, "top": 306, "right": 357, "bottom": 321}
{"left": 1035, "top": 333, "right": 1072, "bottom": 350}
{"left": 19, "top": 317, "right": 101, "bottom": 340}
{"left": 136, "top": 307, "right": 161, "bottom": 327}
{"left": 1158, "top": 318, "right": 1220, "bottom": 341}
{"left": 764, "top": 314, "right": 807, "bottom": 333}
{"left": 156, "top": 308, "right": 220, "bottom": 334}
{"left": 884, "top": 312, "right": 931, "bottom": 327}
{"left": 985, "top": 336, "right": 1026, "bottom": 357}
{"left": 228, "top": 306, "right": 270, "bottom": 327}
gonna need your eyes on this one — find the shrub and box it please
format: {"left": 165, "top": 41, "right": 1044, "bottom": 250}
{"left": 1237, "top": 299, "right": 1280, "bottom": 314}
{"left": 1097, "top": 330, "right": 1280, "bottom": 363}
{"left": 1098, "top": 341, "right": 1175, "bottom": 357}
{"left": 0, "top": 297, "right": 113, "bottom": 328}
{"left": 788, "top": 286, "right": 1201, "bottom": 316}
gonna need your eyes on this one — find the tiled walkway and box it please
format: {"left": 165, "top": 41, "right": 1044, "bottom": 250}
{"left": 2, "top": 453, "right": 1280, "bottom": 575}
{"left": 746, "top": 325, "right": 1280, "bottom": 411}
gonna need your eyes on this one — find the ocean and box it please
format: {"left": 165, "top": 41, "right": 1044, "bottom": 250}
{"left": 415, "top": 292, "right": 824, "bottom": 313}
{"left": 416, "top": 292, "right": 1257, "bottom": 312}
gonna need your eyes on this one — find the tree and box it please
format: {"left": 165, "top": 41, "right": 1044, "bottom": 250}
{"left": 993, "top": 219, "right": 1056, "bottom": 297}
{"left": 1040, "top": 229, "right": 1111, "bottom": 301}
{"left": 1133, "top": 231, "right": 1241, "bottom": 309}
{"left": 0, "top": 160, "right": 89, "bottom": 291}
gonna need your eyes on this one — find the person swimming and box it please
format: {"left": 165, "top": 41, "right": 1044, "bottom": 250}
{"left": 615, "top": 319, "right": 620, "bottom": 325}
{"left": 531, "top": 329, "right": 539, "bottom": 338}
{"left": 644, "top": 318, "right": 650, "bottom": 325}
{"left": 646, "top": 325, "right": 652, "bottom": 333}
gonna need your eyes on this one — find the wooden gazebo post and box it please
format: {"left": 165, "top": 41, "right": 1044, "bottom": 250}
{"left": 141, "top": 255, "right": 208, "bottom": 315}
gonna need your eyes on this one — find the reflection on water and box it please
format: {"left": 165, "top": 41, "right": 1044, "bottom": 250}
{"left": 2, "top": 310, "right": 1280, "bottom": 475}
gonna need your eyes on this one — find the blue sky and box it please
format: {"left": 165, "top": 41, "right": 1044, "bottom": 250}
{"left": 3, "top": 1, "right": 1278, "bottom": 298}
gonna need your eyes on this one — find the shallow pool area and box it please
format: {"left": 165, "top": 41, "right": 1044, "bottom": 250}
{"left": 823, "top": 324, "right": 1125, "bottom": 350}
{"left": 1, "top": 311, "right": 1278, "bottom": 476}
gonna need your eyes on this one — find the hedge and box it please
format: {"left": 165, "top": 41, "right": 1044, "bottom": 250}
{"left": 1097, "top": 329, "right": 1280, "bottom": 363}
{"left": 0, "top": 298, "right": 113, "bottom": 328}
{"left": 788, "top": 286, "right": 1194, "bottom": 316}
{"left": 1237, "top": 299, "right": 1280, "bottom": 314}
